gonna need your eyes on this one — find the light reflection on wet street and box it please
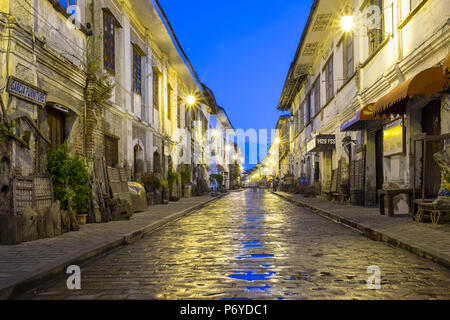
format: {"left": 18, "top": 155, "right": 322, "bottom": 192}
{"left": 21, "top": 190, "right": 450, "bottom": 300}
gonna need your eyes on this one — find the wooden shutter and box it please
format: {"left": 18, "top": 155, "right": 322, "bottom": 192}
{"left": 104, "top": 134, "right": 119, "bottom": 167}
{"left": 152, "top": 70, "right": 159, "bottom": 110}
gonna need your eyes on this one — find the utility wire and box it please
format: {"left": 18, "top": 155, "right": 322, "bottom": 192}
{"left": 0, "top": 16, "right": 13, "bottom": 94}
{"left": 15, "top": 0, "right": 87, "bottom": 59}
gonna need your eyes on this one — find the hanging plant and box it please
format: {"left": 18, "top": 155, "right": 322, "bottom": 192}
{"left": 85, "top": 55, "right": 115, "bottom": 105}
{"left": 181, "top": 169, "right": 191, "bottom": 186}
{"left": 0, "top": 121, "right": 16, "bottom": 140}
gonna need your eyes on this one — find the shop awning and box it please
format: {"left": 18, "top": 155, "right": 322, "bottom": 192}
{"left": 443, "top": 52, "right": 450, "bottom": 75}
{"left": 340, "top": 103, "right": 387, "bottom": 132}
{"left": 306, "top": 135, "right": 336, "bottom": 153}
{"left": 373, "top": 66, "right": 447, "bottom": 116}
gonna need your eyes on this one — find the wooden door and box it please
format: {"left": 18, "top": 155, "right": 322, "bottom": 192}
{"left": 104, "top": 135, "right": 119, "bottom": 168}
{"left": 46, "top": 106, "right": 65, "bottom": 151}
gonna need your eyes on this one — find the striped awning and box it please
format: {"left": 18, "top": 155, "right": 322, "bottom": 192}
{"left": 373, "top": 66, "right": 447, "bottom": 116}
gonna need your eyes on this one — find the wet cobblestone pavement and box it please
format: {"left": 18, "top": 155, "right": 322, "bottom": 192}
{"left": 20, "top": 190, "right": 450, "bottom": 300}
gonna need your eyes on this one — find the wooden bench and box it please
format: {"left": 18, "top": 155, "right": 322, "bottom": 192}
{"left": 332, "top": 164, "right": 349, "bottom": 203}
{"left": 322, "top": 170, "right": 336, "bottom": 200}
{"left": 377, "top": 189, "right": 422, "bottom": 217}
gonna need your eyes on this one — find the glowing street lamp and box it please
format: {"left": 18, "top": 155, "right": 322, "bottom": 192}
{"left": 340, "top": 16, "right": 354, "bottom": 32}
{"left": 186, "top": 95, "right": 196, "bottom": 106}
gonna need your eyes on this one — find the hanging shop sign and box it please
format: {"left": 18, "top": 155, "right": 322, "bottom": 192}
{"left": 306, "top": 134, "right": 336, "bottom": 153}
{"left": 383, "top": 118, "right": 404, "bottom": 157}
{"left": 340, "top": 103, "right": 387, "bottom": 132}
{"left": 7, "top": 77, "right": 47, "bottom": 106}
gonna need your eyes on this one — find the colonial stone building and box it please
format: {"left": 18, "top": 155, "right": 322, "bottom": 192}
{"left": 208, "top": 106, "right": 243, "bottom": 190}
{"left": 278, "top": 0, "right": 449, "bottom": 211}
{"left": 0, "top": 0, "right": 224, "bottom": 218}
{"left": 86, "top": 0, "right": 215, "bottom": 184}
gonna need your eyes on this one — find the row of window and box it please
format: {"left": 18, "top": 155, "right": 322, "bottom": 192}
{"left": 102, "top": 10, "right": 184, "bottom": 128}
{"left": 293, "top": 0, "right": 391, "bottom": 137}
{"left": 292, "top": 0, "right": 423, "bottom": 139}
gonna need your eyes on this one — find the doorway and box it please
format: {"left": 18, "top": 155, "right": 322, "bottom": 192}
{"left": 375, "top": 129, "right": 384, "bottom": 203}
{"left": 421, "top": 100, "right": 442, "bottom": 197}
{"left": 46, "top": 106, "right": 66, "bottom": 151}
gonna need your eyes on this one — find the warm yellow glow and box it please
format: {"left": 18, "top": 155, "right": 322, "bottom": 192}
{"left": 383, "top": 125, "right": 402, "bottom": 139}
{"left": 212, "top": 129, "right": 220, "bottom": 137}
{"left": 340, "top": 16, "right": 354, "bottom": 32}
{"left": 274, "top": 137, "right": 281, "bottom": 145}
{"left": 186, "top": 95, "right": 196, "bottom": 106}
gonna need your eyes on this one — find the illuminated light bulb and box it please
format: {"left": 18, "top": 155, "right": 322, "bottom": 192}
{"left": 186, "top": 95, "right": 196, "bottom": 106}
{"left": 341, "top": 16, "right": 354, "bottom": 32}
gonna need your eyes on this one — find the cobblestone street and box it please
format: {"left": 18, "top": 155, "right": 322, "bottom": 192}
{"left": 20, "top": 190, "right": 450, "bottom": 300}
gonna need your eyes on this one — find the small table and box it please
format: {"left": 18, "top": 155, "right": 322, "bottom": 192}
{"left": 377, "top": 189, "right": 422, "bottom": 217}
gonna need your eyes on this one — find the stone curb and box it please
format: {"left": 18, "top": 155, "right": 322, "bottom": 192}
{"left": 0, "top": 195, "right": 225, "bottom": 300}
{"left": 272, "top": 192, "right": 450, "bottom": 269}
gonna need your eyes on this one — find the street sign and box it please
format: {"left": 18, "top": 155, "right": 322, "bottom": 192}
{"left": 7, "top": 77, "right": 47, "bottom": 106}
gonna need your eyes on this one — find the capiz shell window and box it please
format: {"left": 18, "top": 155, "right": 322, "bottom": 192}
{"left": 103, "top": 11, "right": 115, "bottom": 74}
{"left": 133, "top": 47, "right": 142, "bottom": 95}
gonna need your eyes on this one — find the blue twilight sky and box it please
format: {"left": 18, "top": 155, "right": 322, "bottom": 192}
{"left": 157, "top": 0, "right": 313, "bottom": 169}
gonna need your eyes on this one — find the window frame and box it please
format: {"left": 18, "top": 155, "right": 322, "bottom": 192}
{"left": 167, "top": 85, "right": 173, "bottom": 120}
{"left": 132, "top": 46, "right": 142, "bottom": 95}
{"left": 177, "top": 97, "right": 183, "bottom": 128}
{"left": 343, "top": 34, "right": 354, "bottom": 81}
{"left": 399, "top": 0, "right": 427, "bottom": 28}
{"left": 103, "top": 11, "right": 116, "bottom": 75}
{"left": 152, "top": 69, "right": 160, "bottom": 111}
{"left": 313, "top": 76, "right": 321, "bottom": 116}
{"left": 324, "top": 55, "right": 334, "bottom": 104}
{"left": 366, "top": 0, "right": 385, "bottom": 55}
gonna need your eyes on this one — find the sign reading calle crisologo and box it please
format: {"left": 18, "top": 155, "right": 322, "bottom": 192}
{"left": 7, "top": 77, "right": 47, "bottom": 106}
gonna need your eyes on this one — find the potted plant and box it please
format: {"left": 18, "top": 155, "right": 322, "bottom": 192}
{"left": 47, "top": 143, "right": 91, "bottom": 225}
{"left": 168, "top": 170, "right": 179, "bottom": 201}
{"left": 72, "top": 185, "right": 90, "bottom": 225}
{"left": 161, "top": 180, "right": 169, "bottom": 204}
{"left": 210, "top": 174, "right": 224, "bottom": 192}
{"left": 181, "top": 169, "right": 192, "bottom": 198}
{"left": 152, "top": 176, "right": 162, "bottom": 205}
